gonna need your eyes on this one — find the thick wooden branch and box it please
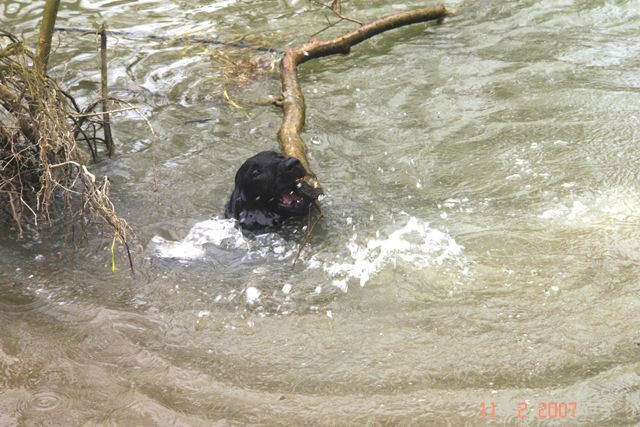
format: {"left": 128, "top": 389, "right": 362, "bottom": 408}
{"left": 277, "top": 3, "right": 451, "bottom": 192}
{"left": 34, "top": 0, "right": 61, "bottom": 76}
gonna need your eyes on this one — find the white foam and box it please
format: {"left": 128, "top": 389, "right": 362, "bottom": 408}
{"left": 151, "top": 215, "right": 466, "bottom": 290}
{"left": 245, "top": 287, "right": 261, "bottom": 304}
{"left": 312, "top": 215, "right": 464, "bottom": 287}
{"left": 540, "top": 200, "right": 589, "bottom": 222}
{"left": 151, "top": 218, "right": 248, "bottom": 259}
{"left": 540, "top": 188, "right": 640, "bottom": 225}
{"left": 332, "top": 279, "right": 348, "bottom": 293}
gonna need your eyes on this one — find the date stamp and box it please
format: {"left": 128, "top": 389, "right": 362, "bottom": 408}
{"left": 480, "top": 401, "right": 577, "bottom": 419}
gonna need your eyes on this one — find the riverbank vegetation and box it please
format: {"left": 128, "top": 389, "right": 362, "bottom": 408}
{"left": 0, "top": 0, "right": 132, "bottom": 268}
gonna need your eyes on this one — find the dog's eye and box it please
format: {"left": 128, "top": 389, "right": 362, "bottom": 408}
{"left": 251, "top": 168, "right": 261, "bottom": 177}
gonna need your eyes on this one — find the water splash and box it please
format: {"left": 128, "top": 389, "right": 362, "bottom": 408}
{"left": 151, "top": 215, "right": 466, "bottom": 289}
{"left": 150, "top": 218, "right": 298, "bottom": 262}
{"left": 309, "top": 215, "right": 465, "bottom": 288}
{"left": 540, "top": 188, "right": 640, "bottom": 225}
{"left": 150, "top": 218, "right": 248, "bottom": 259}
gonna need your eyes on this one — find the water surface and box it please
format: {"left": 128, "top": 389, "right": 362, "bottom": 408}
{"left": 2, "top": 0, "right": 640, "bottom": 424}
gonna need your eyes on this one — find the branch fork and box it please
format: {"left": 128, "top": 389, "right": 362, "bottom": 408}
{"left": 276, "top": 4, "right": 452, "bottom": 194}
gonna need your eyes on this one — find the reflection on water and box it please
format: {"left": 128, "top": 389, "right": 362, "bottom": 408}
{"left": 2, "top": 0, "right": 640, "bottom": 424}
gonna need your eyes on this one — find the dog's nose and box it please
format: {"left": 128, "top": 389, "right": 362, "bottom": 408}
{"left": 284, "top": 157, "right": 302, "bottom": 172}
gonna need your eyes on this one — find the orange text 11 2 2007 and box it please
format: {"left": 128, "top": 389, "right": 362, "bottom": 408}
{"left": 480, "top": 401, "right": 577, "bottom": 419}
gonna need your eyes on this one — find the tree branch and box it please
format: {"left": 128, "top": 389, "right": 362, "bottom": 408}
{"left": 99, "top": 24, "right": 115, "bottom": 156}
{"left": 310, "top": 0, "right": 364, "bottom": 27}
{"left": 277, "top": 3, "right": 451, "bottom": 193}
{"left": 34, "top": 0, "right": 61, "bottom": 76}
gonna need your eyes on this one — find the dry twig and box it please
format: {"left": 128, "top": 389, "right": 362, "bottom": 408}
{"left": 310, "top": 0, "right": 364, "bottom": 36}
{"left": 292, "top": 202, "right": 325, "bottom": 266}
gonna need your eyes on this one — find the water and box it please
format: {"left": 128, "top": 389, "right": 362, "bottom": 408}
{"left": 2, "top": 0, "right": 640, "bottom": 424}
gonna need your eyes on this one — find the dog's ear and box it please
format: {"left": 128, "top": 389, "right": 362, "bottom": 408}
{"left": 224, "top": 186, "right": 246, "bottom": 219}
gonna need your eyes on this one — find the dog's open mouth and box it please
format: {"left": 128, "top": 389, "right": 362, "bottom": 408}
{"left": 279, "top": 177, "right": 320, "bottom": 209}
{"left": 281, "top": 189, "right": 305, "bottom": 206}
{"left": 277, "top": 175, "right": 323, "bottom": 212}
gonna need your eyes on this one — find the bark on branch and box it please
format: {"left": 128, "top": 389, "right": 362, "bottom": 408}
{"left": 34, "top": 0, "right": 61, "bottom": 76}
{"left": 277, "top": 3, "right": 452, "bottom": 193}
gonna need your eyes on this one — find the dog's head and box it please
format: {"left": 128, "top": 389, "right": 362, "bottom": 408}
{"left": 224, "top": 151, "right": 316, "bottom": 230}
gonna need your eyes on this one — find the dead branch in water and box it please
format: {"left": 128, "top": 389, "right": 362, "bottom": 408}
{"left": 0, "top": 26, "right": 134, "bottom": 271}
{"left": 310, "top": 0, "right": 364, "bottom": 36}
{"left": 54, "top": 26, "right": 283, "bottom": 54}
{"left": 277, "top": 3, "right": 453, "bottom": 194}
{"left": 292, "top": 202, "right": 325, "bottom": 266}
{"left": 34, "top": 0, "right": 60, "bottom": 76}
{"left": 99, "top": 24, "right": 115, "bottom": 156}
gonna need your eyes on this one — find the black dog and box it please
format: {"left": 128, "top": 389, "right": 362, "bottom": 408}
{"left": 224, "top": 151, "right": 317, "bottom": 231}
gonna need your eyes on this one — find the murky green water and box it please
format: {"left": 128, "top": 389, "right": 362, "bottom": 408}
{"left": 3, "top": 0, "right": 640, "bottom": 425}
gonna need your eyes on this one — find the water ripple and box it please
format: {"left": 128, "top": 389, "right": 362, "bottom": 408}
{"left": 29, "top": 391, "right": 65, "bottom": 412}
